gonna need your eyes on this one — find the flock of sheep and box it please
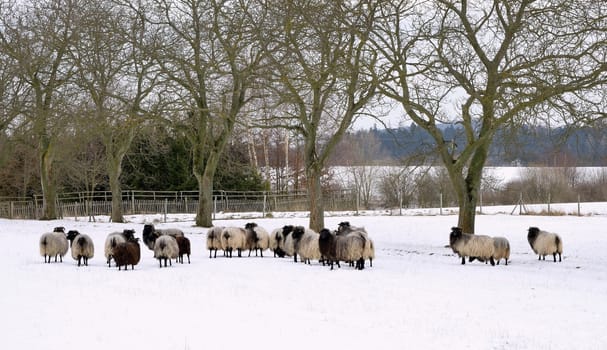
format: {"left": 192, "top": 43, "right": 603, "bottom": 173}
{"left": 449, "top": 226, "right": 564, "bottom": 266}
{"left": 38, "top": 221, "right": 564, "bottom": 270}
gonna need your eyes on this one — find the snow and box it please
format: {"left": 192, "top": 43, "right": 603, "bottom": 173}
{"left": 2, "top": 206, "right": 607, "bottom": 350}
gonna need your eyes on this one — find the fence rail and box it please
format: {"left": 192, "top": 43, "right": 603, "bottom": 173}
{"left": 0, "top": 189, "right": 358, "bottom": 220}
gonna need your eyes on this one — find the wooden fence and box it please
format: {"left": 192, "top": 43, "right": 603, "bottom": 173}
{"left": 0, "top": 189, "right": 358, "bottom": 220}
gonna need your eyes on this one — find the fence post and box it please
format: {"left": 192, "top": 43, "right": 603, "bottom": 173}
{"left": 547, "top": 192, "right": 551, "bottom": 214}
{"left": 213, "top": 195, "right": 217, "bottom": 220}
{"left": 131, "top": 191, "right": 135, "bottom": 214}
{"left": 577, "top": 194, "right": 581, "bottom": 216}
{"left": 479, "top": 191, "right": 483, "bottom": 214}
{"left": 398, "top": 188, "right": 403, "bottom": 216}
{"left": 9, "top": 201, "right": 13, "bottom": 219}
{"left": 262, "top": 192, "right": 267, "bottom": 218}
{"left": 439, "top": 192, "right": 443, "bottom": 215}
{"left": 164, "top": 198, "right": 168, "bottom": 223}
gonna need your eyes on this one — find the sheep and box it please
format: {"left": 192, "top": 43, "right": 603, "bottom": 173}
{"left": 336, "top": 222, "right": 374, "bottom": 267}
{"left": 112, "top": 236, "right": 141, "bottom": 271}
{"left": 527, "top": 227, "right": 563, "bottom": 262}
{"left": 206, "top": 226, "right": 224, "bottom": 258}
{"left": 280, "top": 225, "right": 296, "bottom": 259}
{"left": 142, "top": 224, "right": 184, "bottom": 251}
{"left": 449, "top": 227, "right": 495, "bottom": 266}
{"left": 174, "top": 235, "right": 191, "bottom": 264}
{"left": 244, "top": 222, "right": 270, "bottom": 257}
{"left": 104, "top": 229, "right": 136, "bottom": 267}
{"left": 66, "top": 230, "right": 95, "bottom": 267}
{"left": 221, "top": 227, "right": 246, "bottom": 258}
{"left": 318, "top": 228, "right": 366, "bottom": 270}
{"left": 292, "top": 226, "right": 321, "bottom": 264}
{"left": 269, "top": 227, "right": 286, "bottom": 257}
{"left": 492, "top": 236, "right": 511, "bottom": 265}
{"left": 153, "top": 235, "right": 179, "bottom": 268}
{"left": 39, "top": 227, "right": 69, "bottom": 263}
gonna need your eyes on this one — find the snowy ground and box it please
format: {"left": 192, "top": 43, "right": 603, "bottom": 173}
{"left": 2, "top": 205, "right": 607, "bottom": 350}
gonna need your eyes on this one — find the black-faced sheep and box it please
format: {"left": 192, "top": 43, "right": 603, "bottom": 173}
{"left": 492, "top": 237, "right": 510, "bottom": 265}
{"left": 279, "top": 225, "right": 297, "bottom": 259}
{"left": 112, "top": 236, "right": 141, "bottom": 271}
{"left": 336, "top": 222, "right": 375, "bottom": 267}
{"left": 153, "top": 235, "right": 179, "bottom": 268}
{"left": 39, "top": 227, "right": 69, "bottom": 263}
{"left": 527, "top": 227, "right": 563, "bottom": 262}
{"left": 104, "top": 229, "right": 136, "bottom": 267}
{"left": 292, "top": 226, "right": 321, "bottom": 264}
{"left": 318, "top": 228, "right": 366, "bottom": 270}
{"left": 449, "top": 227, "right": 495, "bottom": 266}
{"left": 244, "top": 222, "right": 270, "bottom": 257}
{"left": 206, "top": 226, "right": 224, "bottom": 258}
{"left": 142, "top": 224, "right": 184, "bottom": 250}
{"left": 66, "top": 230, "right": 95, "bottom": 267}
{"left": 221, "top": 227, "right": 246, "bottom": 258}
{"left": 174, "top": 235, "right": 191, "bottom": 264}
{"left": 269, "top": 226, "right": 289, "bottom": 258}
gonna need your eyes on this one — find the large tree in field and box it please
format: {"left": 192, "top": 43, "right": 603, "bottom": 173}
{"left": 374, "top": 0, "right": 607, "bottom": 233}
{"left": 255, "top": 0, "right": 380, "bottom": 232}
{"left": 0, "top": 0, "right": 79, "bottom": 219}
{"left": 71, "top": 0, "right": 158, "bottom": 222}
{"left": 149, "top": 0, "right": 264, "bottom": 227}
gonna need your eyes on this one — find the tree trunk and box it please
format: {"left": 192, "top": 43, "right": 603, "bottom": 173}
{"left": 307, "top": 165, "right": 324, "bottom": 232}
{"left": 39, "top": 137, "right": 57, "bottom": 220}
{"left": 108, "top": 158, "right": 124, "bottom": 223}
{"left": 195, "top": 171, "right": 214, "bottom": 227}
{"left": 454, "top": 140, "right": 490, "bottom": 234}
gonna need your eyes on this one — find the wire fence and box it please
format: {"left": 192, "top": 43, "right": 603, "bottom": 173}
{"left": 0, "top": 189, "right": 358, "bottom": 220}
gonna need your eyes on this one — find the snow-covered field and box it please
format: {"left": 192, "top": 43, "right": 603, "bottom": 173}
{"left": 2, "top": 206, "right": 607, "bottom": 350}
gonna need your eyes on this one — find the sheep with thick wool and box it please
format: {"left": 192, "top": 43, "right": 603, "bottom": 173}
{"left": 269, "top": 227, "right": 286, "bottom": 257}
{"left": 66, "top": 230, "right": 95, "bottom": 267}
{"left": 174, "top": 236, "right": 191, "bottom": 264}
{"left": 112, "top": 236, "right": 141, "bottom": 271}
{"left": 292, "top": 226, "right": 321, "bottom": 264}
{"left": 104, "top": 229, "right": 135, "bottom": 267}
{"left": 492, "top": 237, "right": 511, "bottom": 265}
{"left": 221, "top": 227, "right": 246, "bottom": 258}
{"left": 142, "top": 224, "right": 184, "bottom": 250}
{"left": 449, "top": 227, "right": 495, "bottom": 266}
{"left": 39, "top": 227, "right": 69, "bottom": 263}
{"left": 280, "top": 225, "right": 297, "bottom": 259}
{"left": 244, "top": 222, "right": 270, "bottom": 257}
{"left": 337, "top": 222, "right": 375, "bottom": 267}
{"left": 527, "top": 227, "right": 563, "bottom": 262}
{"left": 206, "top": 226, "right": 224, "bottom": 258}
{"left": 318, "top": 228, "right": 366, "bottom": 270}
{"left": 153, "top": 235, "right": 179, "bottom": 268}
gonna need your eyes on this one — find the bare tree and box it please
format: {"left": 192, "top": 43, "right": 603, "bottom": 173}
{"left": 149, "top": 0, "right": 265, "bottom": 227}
{"left": 374, "top": 0, "right": 607, "bottom": 232}
{"left": 0, "top": 0, "right": 80, "bottom": 219}
{"left": 255, "top": 0, "right": 380, "bottom": 231}
{"left": 71, "top": 0, "right": 158, "bottom": 222}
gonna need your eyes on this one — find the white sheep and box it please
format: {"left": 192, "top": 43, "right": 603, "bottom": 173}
{"left": 206, "top": 226, "right": 225, "bottom": 258}
{"left": 153, "top": 235, "right": 179, "bottom": 268}
{"left": 104, "top": 229, "right": 135, "bottom": 267}
{"left": 337, "top": 222, "right": 374, "bottom": 267}
{"left": 142, "top": 224, "right": 184, "bottom": 250}
{"left": 492, "top": 236, "right": 510, "bottom": 265}
{"left": 449, "top": 227, "right": 495, "bottom": 266}
{"left": 336, "top": 231, "right": 367, "bottom": 270}
{"left": 244, "top": 222, "right": 270, "bottom": 257}
{"left": 39, "top": 227, "right": 69, "bottom": 263}
{"left": 292, "top": 226, "right": 321, "bottom": 264}
{"left": 527, "top": 227, "right": 563, "bottom": 262}
{"left": 66, "top": 230, "right": 95, "bottom": 267}
{"left": 280, "top": 225, "right": 297, "bottom": 259}
{"left": 221, "top": 227, "right": 246, "bottom": 258}
{"left": 269, "top": 227, "right": 286, "bottom": 257}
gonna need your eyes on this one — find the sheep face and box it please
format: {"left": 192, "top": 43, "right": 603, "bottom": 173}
{"left": 245, "top": 222, "right": 258, "bottom": 230}
{"left": 449, "top": 227, "right": 464, "bottom": 249}
{"left": 66, "top": 230, "right": 80, "bottom": 243}
{"left": 527, "top": 227, "right": 540, "bottom": 246}
{"left": 123, "top": 229, "right": 136, "bottom": 241}
{"left": 53, "top": 227, "right": 65, "bottom": 233}
{"left": 281, "top": 225, "right": 294, "bottom": 238}
{"left": 142, "top": 224, "right": 159, "bottom": 250}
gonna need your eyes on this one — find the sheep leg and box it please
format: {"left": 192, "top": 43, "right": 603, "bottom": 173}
{"left": 553, "top": 253, "right": 557, "bottom": 262}
{"left": 248, "top": 250, "right": 252, "bottom": 257}
{"left": 369, "top": 258, "right": 372, "bottom": 267}
{"left": 489, "top": 257, "right": 495, "bottom": 266}
{"left": 187, "top": 254, "right": 190, "bottom": 264}
{"left": 158, "top": 258, "right": 162, "bottom": 268}
{"left": 558, "top": 253, "right": 562, "bottom": 262}
{"left": 460, "top": 256, "right": 466, "bottom": 265}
